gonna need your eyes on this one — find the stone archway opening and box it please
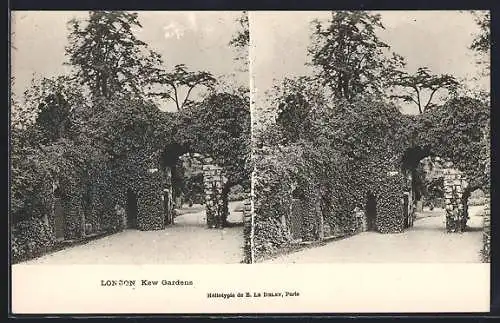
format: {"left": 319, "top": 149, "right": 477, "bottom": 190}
{"left": 160, "top": 146, "right": 247, "bottom": 230}
{"left": 401, "top": 146, "right": 472, "bottom": 233}
{"left": 460, "top": 187, "right": 488, "bottom": 232}
{"left": 126, "top": 188, "right": 138, "bottom": 229}
{"left": 51, "top": 186, "right": 66, "bottom": 241}
{"left": 175, "top": 152, "right": 226, "bottom": 228}
{"left": 365, "top": 191, "right": 377, "bottom": 232}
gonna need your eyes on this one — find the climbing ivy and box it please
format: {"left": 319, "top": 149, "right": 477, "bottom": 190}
{"left": 412, "top": 96, "right": 490, "bottom": 189}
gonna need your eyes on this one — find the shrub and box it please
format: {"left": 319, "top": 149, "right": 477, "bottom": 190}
{"left": 11, "top": 217, "right": 55, "bottom": 263}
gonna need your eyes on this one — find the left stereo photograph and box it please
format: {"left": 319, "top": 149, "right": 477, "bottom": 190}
{"left": 9, "top": 10, "right": 252, "bottom": 266}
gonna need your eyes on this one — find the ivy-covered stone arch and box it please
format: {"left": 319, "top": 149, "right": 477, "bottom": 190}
{"left": 159, "top": 91, "right": 251, "bottom": 230}
{"left": 396, "top": 96, "right": 490, "bottom": 233}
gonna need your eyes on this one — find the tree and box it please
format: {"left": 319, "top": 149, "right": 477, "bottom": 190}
{"left": 65, "top": 11, "right": 163, "bottom": 100}
{"left": 229, "top": 11, "right": 249, "bottom": 71}
{"left": 149, "top": 64, "right": 216, "bottom": 111}
{"left": 272, "top": 76, "right": 325, "bottom": 144}
{"left": 10, "top": 77, "right": 23, "bottom": 130}
{"left": 470, "top": 11, "right": 490, "bottom": 53}
{"left": 470, "top": 11, "right": 490, "bottom": 72}
{"left": 389, "top": 67, "right": 459, "bottom": 114}
{"left": 12, "top": 76, "right": 88, "bottom": 142}
{"left": 308, "top": 11, "right": 405, "bottom": 101}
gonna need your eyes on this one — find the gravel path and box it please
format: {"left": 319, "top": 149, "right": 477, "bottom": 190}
{"left": 264, "top": 205, "right": 485, "bottom": 264}
{"left": 18, "top": 202, "right": 245, "bottom": 265}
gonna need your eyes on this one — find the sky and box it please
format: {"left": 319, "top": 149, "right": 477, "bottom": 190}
{"left": 11, "top": 11, "right": 489, "bottom": 116}
{"left": 250, "top": 11, "right": 490, "bottom": 116}
{"left": 11, "top": 11, "right": 247, "bottom": 111}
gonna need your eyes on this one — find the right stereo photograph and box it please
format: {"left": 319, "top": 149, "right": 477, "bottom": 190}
{"left": 250, "top": 10, "right": 491, "bottom": 264}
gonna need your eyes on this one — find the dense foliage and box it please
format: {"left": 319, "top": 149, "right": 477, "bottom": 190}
{"left": 413, "top": 96, "right": 490, "bottom": 189}
{"left": 254, "top": 82, "right": 489, "bottom": 260}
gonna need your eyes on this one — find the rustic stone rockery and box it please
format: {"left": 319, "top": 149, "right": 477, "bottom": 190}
{"left": 442, "top": 163, "right": 468, "bottom": 232}
{"left": 202, "top": 161, "right": 225, "bottom": 229}
{"left": 242, "top": 195, "right": 253, "bottom": 263}
{"left": 482, "top": 193, "right": 491, "bottom": 262}
{"left": 243, "top": 196, "right": 252, "bottom": 234}
{"left": 481, "top": 124, "right": 491, "bottom": 262}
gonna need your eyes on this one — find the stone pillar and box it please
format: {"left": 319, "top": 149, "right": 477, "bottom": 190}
{"left": 242, "top": 195, "right": 253, "bottom": 264}
{"left": 482, "top": 193, "right": 491, "bottom": 262}
{"left": 202, "top": 162, "right": 224, "bottom": 228}
{"left": 243, "top": 197, "right": 252, "bottom": 233}
{"left": 443, "top": 164, "right": 467, "bottom": 232}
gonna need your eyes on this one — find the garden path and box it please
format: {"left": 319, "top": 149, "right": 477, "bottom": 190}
{"left": 16, "top": 202, "right": 245, "bottom": 265}
{"left": 264, "top": 205, "right": 485, "bottom": 263}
